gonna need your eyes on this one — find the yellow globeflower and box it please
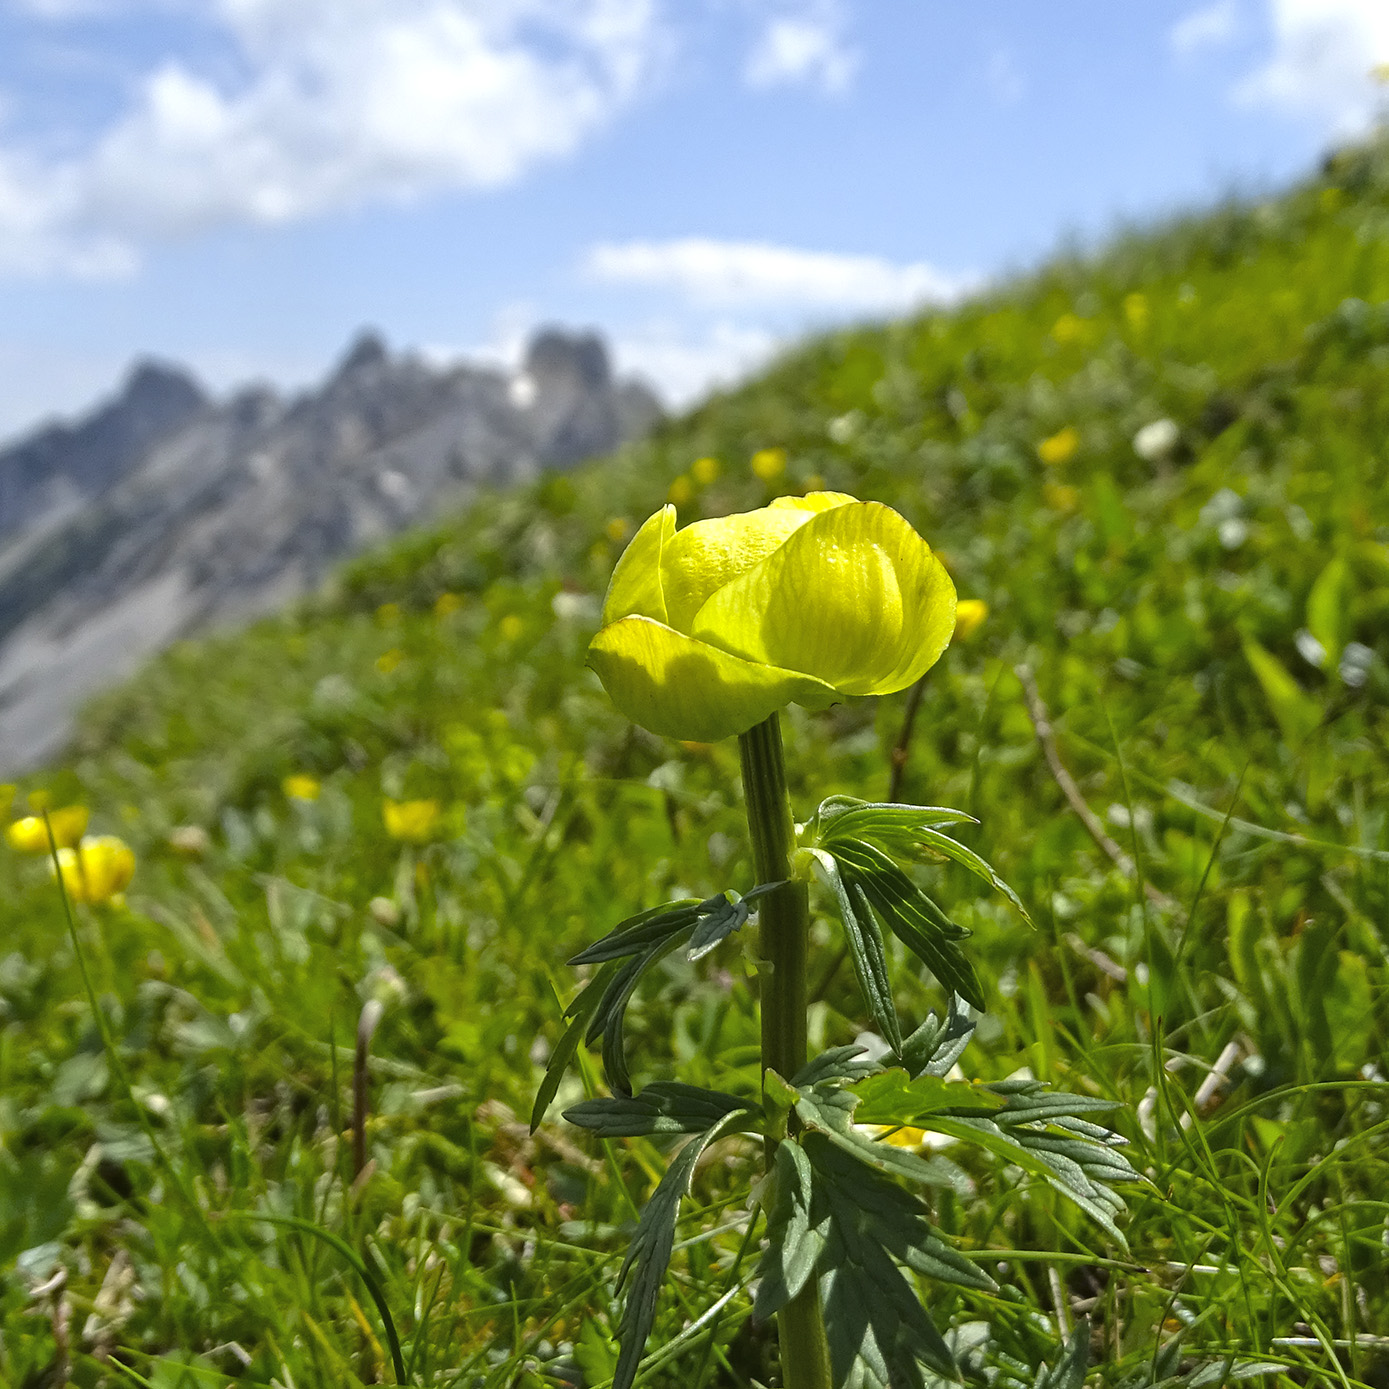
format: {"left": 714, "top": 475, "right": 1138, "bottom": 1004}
{"left": 953, "top": 599, "right": 989, "bottom": 642}
{"left": 51, "top": 835, "right": 136, "bottom": 905}
{"left": 1037, "top": 426, "right": 1079, "bottom": 466}
{"left": 691, "top": 455, "right": 720, "bottom": 485}
{"left": 283, "top": 774, "right": 321, "bottom": 802}
{"left": 750, "top": 447, "right": 787, "bottom": 482}
{"left": 588, "top": 492, "right": 956, "bottom": 743}
{"left": 8, "top": 805, "right": 89, "bottom": 853}
{"left": 383, "top": 798, "right": 442, "bottom": 842}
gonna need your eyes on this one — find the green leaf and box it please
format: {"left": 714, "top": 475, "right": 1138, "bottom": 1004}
{"left": 851, "top": 1070, "right": 1006, "bottom": 1127}
{"left": 902, "top": 826, "right": 1032, "bottom": 926}
{"left": 565, "top": 1082, "right": 755, "bottom": 1138}
{"left": 594, "top": 935, "right": 687, "bottom": 1097}
{"left": 531, "top": 966, "right": 616, "bottom": 1132}
{"left": 569, "top": 899, "right": 703, "bottom": 965}
{"left": 612, "top": 1111, "right": 750, "bottom": 1389}
{"left": 1242, "top": 636, "right": 1320, "bottom": 744}
{"left": 809, "top": 848, "right": 902, "bottom": 1051}
{"left": 793, "top": 1045, "right": 881, "bottom": 1088}
{"left": 830, "top": 838, "right": 985, "bottom": 1011}
{"left": 794, "top": 1083, "right": 973, "bottom": 1194}
{"left": 753, "top": 1140, "right": 826, "bottom": 1321}
{"left": 686, "top": 892, "right": 753, "bottom": 961}
{"left": 1306, "top": 554, "right": 1349, "bottom": 666}
{"left": 899, "top": 1001, "right": 976, "bottom": 1079}
{"left": 1034, "top": 1321, "right": 1089, "bottom": 1389}
{"left": 812, "top": 795, "right": 977, "bottom": 841}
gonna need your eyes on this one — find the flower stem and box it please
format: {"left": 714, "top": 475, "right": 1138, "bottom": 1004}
{"left": 739, "top": 714, "right": 833, "bottom": 1389}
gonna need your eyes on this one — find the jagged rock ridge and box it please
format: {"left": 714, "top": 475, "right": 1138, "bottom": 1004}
{"left": 0, "top": 328, "right": 661, "bottom": 771}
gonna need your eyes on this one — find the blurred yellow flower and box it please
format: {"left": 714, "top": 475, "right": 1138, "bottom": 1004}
{"left": 26, "top": 789, "right": 52, "bottom": 811}
{"left": 604, "top": 517, "right": 632, "bottom": 544}
{"left": 376, "top": 602, "right": 401, "bottom": 625}
{"left": 8, "top": 805, "right": 88, "bottom": 853}
{"left": 376, "top": 647, "right": 404, "bottom": 674}
{"left": 953, "top": 599, "right": 989, "bottom": 642}
{"left": 1037, "top": 426, "right": 1080, "bottom": 466}
{"left": 283, "top": 774, "right": 321, "bottom": 802}
{"left": 51, "top": 835, "right": 135, "bottom": 905}
{"left": 1123, "top": 292, "right": 1149, "bottom": 333}
{"left": 667, "top": 475, "right": 695, "bottom": 507}
{"left": 1050, "top": 313, "right": 1094, "bottom": 347}
{"left": 434, "top": 591, "right": 464, "bottom": 617}
{"left": 691, "top": 456, "right": 720, "bottom": 485}
{"left": 1043, "top": 483, "right": 1081, "bottom": 513}
{"left": 383, "top": 798, "right": 442, "bottom": 842}
{"left": 750, "top": 447, "right": 787, "bottom": 481}
{"left": 499, "top": 613, "right": 524, "bottom": 642}
{"left": 803, "top": 474, "right": 825, "bottom": 493}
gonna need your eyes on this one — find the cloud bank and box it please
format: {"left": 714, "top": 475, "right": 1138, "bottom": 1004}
{"left": 0, "top": 0, "right": 665, "bottom": 276}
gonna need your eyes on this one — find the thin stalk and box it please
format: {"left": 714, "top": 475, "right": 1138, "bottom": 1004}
{"left": 738, "top": 715, "right": 832, "bottom": 1389}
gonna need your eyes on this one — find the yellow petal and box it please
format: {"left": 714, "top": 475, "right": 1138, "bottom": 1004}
{"left": 588, "top": 616, "right": 838, "bottom": 743}
{"left": 691, "top": 501, "right": 955, "bottom": 696}
{"left": 602, "top": 505, "right": 675, "bottom": 625}
{"left": 659, "top": 492, "right": 856, "bottom": 632}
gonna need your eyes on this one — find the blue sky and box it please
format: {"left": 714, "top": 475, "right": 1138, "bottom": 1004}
{"left": 1, "top": 0, "right": 1387, "bottom": 438}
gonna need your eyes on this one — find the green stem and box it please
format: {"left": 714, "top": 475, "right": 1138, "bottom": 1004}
{"left": 738, "top": 714, "right": 833, "bottom": 1389}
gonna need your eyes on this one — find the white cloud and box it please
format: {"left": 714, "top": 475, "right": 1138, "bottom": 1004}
{"left": 585, "top": 237, "right": 969, "bottom": 312}
{"left": 0, "top": 0, "right": 665, "bottom": 277}
{"left": 610, "top": 318, "right": 778, "bottom": 406}
{"left": 744, "top": 1, "right": 857, "bottom": 94}
{"left": 1171, "top": 0, "right": 1241, "bottom": 56}
{"left": 1237, "top": 0, "right": 1389, "bottom": 135}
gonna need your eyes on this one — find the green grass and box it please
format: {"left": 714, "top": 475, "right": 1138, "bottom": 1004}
{"left": 2, "top": 136, "right": 1389, "bottom": 1387}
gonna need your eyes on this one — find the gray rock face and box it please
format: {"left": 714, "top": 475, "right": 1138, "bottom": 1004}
{"left": 0, "top": 328, "right": 661, "bottom": 770}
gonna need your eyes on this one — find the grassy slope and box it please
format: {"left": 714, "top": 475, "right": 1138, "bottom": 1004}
{"left": 3, "top": 140, "right": 1389, "bottom": 1387}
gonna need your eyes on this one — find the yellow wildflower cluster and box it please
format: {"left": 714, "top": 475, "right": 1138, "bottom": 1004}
{"left": 8, "top": 805, "right": 89, "bottom": 852}
{"left": 52, "top": 836, "right": 136, "bottom": 905}
{"left": 383, "top": 798, "right": 442, "bottom": 842}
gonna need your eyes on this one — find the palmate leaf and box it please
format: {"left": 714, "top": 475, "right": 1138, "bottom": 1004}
{"left": 829, "top": 838, "right": 986, "bottom": 1012}
{"left": 752, "top": 1139, "right": 825, "bottom": 1321}
{"left": 792, "top": 1044, "right": 882, "bottom": 1088}
{"left": 612, "top": 1110, "right": 751, "bottom": 1389}
{"left": 899, "top": 999, "right": 976, "bottom": 1079}
{"left": 565, "top": 1082, "right": 755, "bottom": 1138}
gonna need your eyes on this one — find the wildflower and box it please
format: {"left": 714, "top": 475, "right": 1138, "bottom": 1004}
{"left": 376, "top": 602, "right": 401, "bottom": 625}
{"left": 1043, "top": 483, "right": 1081, "bottom": 513}
{"left": 283, "top": 774, "right": 321, "bottom": 802}
{"left": 691, "top": 456, "right": 720, "bottom": 485}
{"left": 750, "top": 447, "right": 786, "bottom": 481}
{"left": 953, "top": 599, "right": 989, "bottom": 642}
{"left": 498, "top": 614, "right": 524, "bottom": 643}
{"left": 667, "top": 476, "right": 695, "bottom": 507}
{"left": 1123, "top": 293, "right": 1149, "bottom": 333}
{"left": 604, "top": 517, "right": 632, "bottom": 544}
{"left": 168, "top": 825, "right": 211, "bottom": 856}
{"left": 8, "top": 805, "right": 88, "bottom": 853}
{"left": 434, "top": 592, "right": 464, "bottom": 617}
{"left": 1133, "top": 418, "right": 1179, "bottom": 462}
{"left": 51, "top": 835, "right": 135, "bottom": 905}
{"left": 1050, "top": 313, "right": 1093, "bottom": 346}
{"left": 588, "top": 491, "right": 956, "bottom": 743}
{"left": 376, "top": 648, "right": 404, "bottom": 674}
{"left": 1037, "top": 426, "right": 1079, "bottom": 466}
{"left": 383, "top": 798, "right": 442, "bottom": 842}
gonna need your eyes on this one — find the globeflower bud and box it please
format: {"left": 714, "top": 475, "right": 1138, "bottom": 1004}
{"left": 7, "top": 805, "right": 88, "bottom": 853}
{"left": 588, "top": 492, "right": 956, "bottom": 742}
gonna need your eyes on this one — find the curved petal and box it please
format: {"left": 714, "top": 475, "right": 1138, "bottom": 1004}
{"left": 691, "top": 501, "right": 956, "bottom": 696}
{"left": 588, "top": 616, "right": 839, "bottom": 742}
{"left": 659, "top": 492, "right": 857, "bottom": 632}
{"left": 602, "top": 505, "right": 675, "bottom": 625}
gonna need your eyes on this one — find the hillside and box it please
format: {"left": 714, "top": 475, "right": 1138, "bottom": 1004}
{"left": 2, "top": 138, "right": 1388, "bottom": 1388}
{"left": 0, "top": 329, "right": 659, "bottom": 773}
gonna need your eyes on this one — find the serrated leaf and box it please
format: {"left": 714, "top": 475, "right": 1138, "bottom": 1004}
{"left": 569, "top": 899, "right": 703, "bottom": 965}
{"left": 813, "top": 796, "right": 977, "bottom": 841}
{"left": 794, "top": 1085, "right": 973, "bottom": 1194}
{"left": 793, "top": 1045, "right": 881, "bottom": 1088}
{"left": 753, "top": 1140, "right": 826, "bottom": 1321}
{"left": 531, "top": 965, "right": 616, "bottom": 1132}
{"left": 612, "top": 1110, "right": 749, "bottom": 1389}
{"left": 907, "top": 826, "right": 1032, "bottom": 926}
{"left": 686, "top": 893, "right": 752, "bottom": 961}
{"left": 565, "top": 1082, "right": 755, "bottom": 1137}
{"left": 810, "top": 848, "right": 902, "bottom": 1051}
{"left": 900, "top": 1001, "right": 976, "bottom": 1079}
{"left": 599, "top": 934, "right": 687, "bottom": 1096}
{"left": 851, "top": 1070, "right": 1005, "bottom": 1127}
{"left": 831, "top": 840, "right": 985, "bottom": 1011}
{"left": 1034, "top": 1320, "right": 1089, "bottom": 1389}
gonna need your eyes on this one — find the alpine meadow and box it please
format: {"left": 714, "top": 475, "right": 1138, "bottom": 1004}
{"left": 3, "top": 133, "right": 1389, "bottom": 1389}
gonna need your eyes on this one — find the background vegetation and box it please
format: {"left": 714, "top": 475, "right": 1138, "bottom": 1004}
{"left": 2, "top": 134, "right": 1388, "bottom": 1388}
